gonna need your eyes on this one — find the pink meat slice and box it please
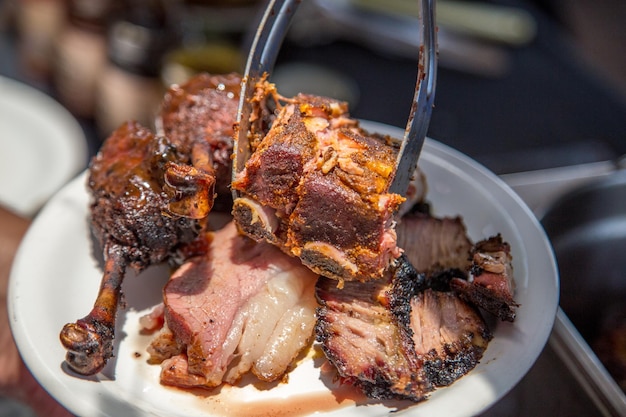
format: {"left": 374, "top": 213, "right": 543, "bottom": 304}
{"left": 160, "top": 222, "right": 318, "bottom": 388}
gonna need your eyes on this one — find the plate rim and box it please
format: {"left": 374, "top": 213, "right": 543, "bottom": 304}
{"left": 8, "top": 126, "right": 559, "bottom": 417}
{"left": 0, "top": 75, "right": 88, "bottom": 217}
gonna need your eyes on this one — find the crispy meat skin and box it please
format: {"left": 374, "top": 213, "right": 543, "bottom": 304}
{"left": 88, "top": 122, "right": 203, "bottom": 268}
{"left": 157, "top": 72, "right": 241, "bottom": 211}
{"left": 316, "top": 256, "right": 491, "bottom": 402}
{"left": 398, "top": 213, "right": 519, "bottom": 322}
{"left": 232, "top": 85, "right": 404, "bottom": 283}
{"left": 60, "top": 121, "right": 210, "bottom": 375}
{"left": 59, "top": 73, "right": 243, "bottom": 375}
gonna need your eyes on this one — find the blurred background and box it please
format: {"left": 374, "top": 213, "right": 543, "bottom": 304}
{"left": 1, "top": 0, "right": 625, "bottom": 171}
{"left": 0, "top": 0, "right": 626, "bottom": 173}
{"left": 1, "top": 0, "right": 625, "bottom": 416}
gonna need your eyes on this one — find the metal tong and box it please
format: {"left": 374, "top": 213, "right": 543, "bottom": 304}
{"left": 232, "top": 0, "right": 437, "bottom": 198}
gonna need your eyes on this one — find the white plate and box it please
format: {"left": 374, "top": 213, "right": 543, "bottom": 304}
{"left": 9, "top": 122, "right": 559, "bottom": 417}
{"left": 0, "top": 76, "right": 87, "bottom": 217}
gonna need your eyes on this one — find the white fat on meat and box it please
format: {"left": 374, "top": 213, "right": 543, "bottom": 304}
{"left": 155, "top": 221, "right": 319, "bottom": 389}
{"left": 224, "top": 268, "right": 318, "bottom": 383}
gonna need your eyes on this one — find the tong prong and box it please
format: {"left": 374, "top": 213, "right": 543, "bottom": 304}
{"left": 233, "top": 0, "right": 437, "bottom": 200}
{"left": 232, "top": 0, "right": 301, "bottom": 199}
{"left": 389, "top": 0, "right": 437, "bottom": 196}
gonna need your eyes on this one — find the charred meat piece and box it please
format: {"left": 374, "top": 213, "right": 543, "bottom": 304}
{"left": 316, "top": 268, "right": 432, "bottom": 401}
{"left": 398, "top": 213, "right": 519, "bottom": 322}
{"left": 316, "top": 256, "right": 491, "bottom": 402}
{"left": 156, "top": 72, "right": 241, "bottom": 212}
{"left": 389, "top": 260, "right": 492, "bottom": 387}
{"left": 59, "top": 121, "right": 214, "bottom": 375}
{"left": 451, "top": 235, "right": 519, "bottom": 322}
{"left": 150, "top": 222, "right": 319, "bottom": 389}
{"left": 396, "top": 213, "right": 471, "bottom": 292}
{"left": 232, "top": 84, "right": 405, "bottom": 284}
{"left": 404, "top": 290, "right": 492, "bottom": 387}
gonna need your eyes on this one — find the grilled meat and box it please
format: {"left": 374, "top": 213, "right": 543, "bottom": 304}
{"left": 88, "top": 121, "right": 208, "bottom": 267}
{"left": 398, "top": 213, "right": 519, "bottom": 322}
{"left": 232, "top": 82, "right": 405, "bottom": 284}
{"left": 408, "top": 289, "right": 492, "bottom": 387}
{"left": 59, "top": 121, "right": 213, "bottom": 375}
{"left": 397, "top": 213, "right": 472, "bottom": 275}
{"left": 156, "top": 72, "right": 241, "bottom": 212}
{"left": 150, "top": 222, "right": 319, "bottom": 389}
{"left": 316, "top": 267, "right": 432, "bottom": 401}
{"left": 316, "top": 255, "right": 491, "bottom": 402}
{"left": 59, "top": 72, "right": 244, "bottom": 375}
{"left": 60, "top": 70, "right": 520, "bottom": 408}
{"left": 451, "top": 234, "right": 519, "bottom": 322}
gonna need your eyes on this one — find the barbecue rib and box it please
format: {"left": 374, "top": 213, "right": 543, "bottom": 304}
{"left": 59, "top": 119, "right": 217, "bottom": 375}
{"left": 232, "top": 82, "right": 405, "bottom": 284}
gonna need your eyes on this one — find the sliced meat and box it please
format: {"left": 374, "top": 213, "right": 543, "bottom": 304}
{"left": 222, "top": 270, "right": 318, "bottom": 383}
{"left": 396, "top": 214, "right": 472, "bottom": 274}
{"left": 389, "top": 258, "right": 492, "bottom": 387}
{"left": 398, "top": 213, "right": 519, "bottom": 322}
{"left": 315, "top": 268, "right": 433, "bottom": 401}
{"left": 154, "top": 222, "right": 319, "bottom": 389}
{"left": 451, "top": 234, "right": 519, "bottom": 322}
{"left": 316, "top": 242, "right": 492, "bottom": 401}
{"left": 408, "top": 290, "right": 492, "bottom": 386}
{"left": 232, "top": 84, "right": 405, "bottom": 284}
{"left": 316, "top": 256, "right": 492, "bottom": 402}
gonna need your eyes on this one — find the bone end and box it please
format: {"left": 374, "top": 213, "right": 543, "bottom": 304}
{"left": 60, "top": 320, "right": 114, "bottom": 376}
{"left": 232, "top": 197, "right": 279, "bottom": 242}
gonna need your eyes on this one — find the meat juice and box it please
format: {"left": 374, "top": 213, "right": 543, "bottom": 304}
{"left": 129, "top": 338, "right": 363, "bottom": 417}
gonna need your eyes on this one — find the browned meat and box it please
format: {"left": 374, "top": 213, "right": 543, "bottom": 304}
{"left": 59, "top": 121, "right": 213, "bottom": 375}
{"left": 451, "top": 235, "right": 519, "bottom": 322}
{"left": 232, "top": 83, "right": 405, "bottom": 284}
{"left": 396, "top": 213, "right": 472, "bottom": 274}
{"left": 88, "top": 121, "right": 211, "bottom": 267}
{"left": 156, "top": 72, "right": 241, "bottom": 211}
{"left": 151, "top": 222, "right": 319, "bottom": 389}
{"left": 398, "top": 213, "right": 519, "bottom": 322}
{"left": 316, "top": 268, "right": 432, "bottom": 401}
{"left": 59, "top": 73, "right": 244, "bottom": 375}
{"left": 408, "top": 289, "right": 492, "bottom": 386}
{"left": 316, "top": 256, "right": 491, "bottom": 401}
